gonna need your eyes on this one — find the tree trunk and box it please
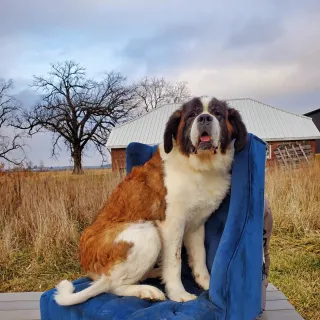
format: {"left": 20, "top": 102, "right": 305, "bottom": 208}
{"left": 72, "top": 146, "right": 84, "bottom": 174}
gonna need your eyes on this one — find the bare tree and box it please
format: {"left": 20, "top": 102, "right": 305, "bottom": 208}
{"left": 134, "top": 77, "right": 190, "bottom": 116}
{"left": 14, "top": 61, "right": 137, "bottom": 174}
{"left": 0, "top": 79, "right": 24, "bottom": 165}
{"left": 26, "top": 160, "right": 34, "bottom": 170}
{"left": 39, "top": 160, "right": 45, "bottom": 171}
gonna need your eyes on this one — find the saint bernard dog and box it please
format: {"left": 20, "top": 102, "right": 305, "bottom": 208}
{"left": 54, "top": 96, "right": 247, "bottom": 305}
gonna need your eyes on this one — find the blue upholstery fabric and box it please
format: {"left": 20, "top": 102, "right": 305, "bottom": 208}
{"left": 126, "top": 143, "right": 158, "bottom": 174}
{"left": 40, "top": 133, "right": 266, "bottom": 320}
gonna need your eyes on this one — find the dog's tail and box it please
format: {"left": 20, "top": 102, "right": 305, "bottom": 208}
{"left": 54, "top": 276, "right": 110, "bottom": 306}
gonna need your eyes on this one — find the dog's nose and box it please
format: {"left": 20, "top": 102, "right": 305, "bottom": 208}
{"left": 197, "top": 114, "right": 213, "bottom": 124}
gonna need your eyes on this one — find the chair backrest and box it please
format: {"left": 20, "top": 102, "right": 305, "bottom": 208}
{"left": 207, "top": 133, "right": 266, "bottom": 320}
{"left": 126, "top": 133, "right": 266, "bottom": 320}
{"left": 126, "top": 143, "right": 158, "bottom": 174}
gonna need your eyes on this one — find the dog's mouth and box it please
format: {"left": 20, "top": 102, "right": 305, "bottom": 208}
{"left": 194, "top": 132, "right": 218, "bottom": 154}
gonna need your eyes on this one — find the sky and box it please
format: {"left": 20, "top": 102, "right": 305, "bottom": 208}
{"left": 1, "top": 0, "right": 320, "bottom": 167}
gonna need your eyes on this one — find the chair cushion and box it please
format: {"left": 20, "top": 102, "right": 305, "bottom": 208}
{"left": 40, "top": 277, "right": 216, "bottom": 320}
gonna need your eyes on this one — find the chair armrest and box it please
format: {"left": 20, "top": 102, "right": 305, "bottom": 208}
{"left": 209, "top": 134, "right": 266, "bottom": 320}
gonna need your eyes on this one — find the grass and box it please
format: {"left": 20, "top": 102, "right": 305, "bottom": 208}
{"left": 269, "top": 235, "right": 319, "bottom": 320}
{"left": 0, "top": 169, "right": 123, "bottom": 291}
{"left": 266, "top": 162, "right": 320, "bottom": 319}
{"left": 0, "top": 162, "right": 319, "bottom": 319}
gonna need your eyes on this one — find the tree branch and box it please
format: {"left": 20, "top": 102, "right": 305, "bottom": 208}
{"left": 0, "top": 78, "right": 25, "bottom": 165}
{"left": 134, "top": 77, "right": 190, "bottom": 115}
{"left": 12, "top": 61, "right": 139, "bottom": 173}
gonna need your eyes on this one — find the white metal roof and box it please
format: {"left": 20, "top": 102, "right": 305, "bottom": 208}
{"left": 106, "top": 98, "right": 320, "bottom": 148}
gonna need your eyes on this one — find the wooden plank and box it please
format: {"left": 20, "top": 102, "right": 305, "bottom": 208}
{"left": 277, "top": 149, "right": 288, "bottom": 167}
{"left": 266, "top": 299, "right": 295, "bottom": 311}
{"left": 299, "top": 144, "right": 309, "bottom": 162}
{"left": 293, "top": 146, "right": 301, "bottom": 163}
{"left": 260, "top": 310, "right": 304, "bottom": 320}
{"left": 266, "top": 291, "right": 287, "bottom": 301}
{"left": 0, "top": 300, "right": 39, "bottom": 311}
{"left": 0, "top": 292, "right": 42, "bottom": 302}
{"left": 285, "top": 146, "right": 292, "bottom": 161}
{"left": 0, "top": 309, "right": 40, "bottom": 320}
{"left": 267, "top": 283, "right": 278, "bottom": 291}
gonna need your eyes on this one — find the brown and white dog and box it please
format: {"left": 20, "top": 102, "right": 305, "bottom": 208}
{"left": 54, "top": 97, "right": 247, "bottom": 305}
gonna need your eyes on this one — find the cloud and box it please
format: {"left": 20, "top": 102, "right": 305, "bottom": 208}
{"left": 1, "top": 0, "right": 320, "bottom": 166}
{"left": 268, "top": 90, "right": 320, "bottom": 115}
{"left": 119, "top": 3, "right": 320, "bottom": 111}
{"left": 224, "top": 17, "right": 283, "bottom": 49}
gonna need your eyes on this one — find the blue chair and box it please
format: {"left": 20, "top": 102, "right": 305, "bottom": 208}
{"left": 40, "top": 133, "right": 266, "bottom": 320}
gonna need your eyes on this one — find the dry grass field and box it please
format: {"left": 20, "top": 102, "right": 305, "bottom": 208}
{"left": 265, "top": 162, "right": 320, "bottom": 320}
{"left": 0, "top": 162, "right": 319, "bottom": 319}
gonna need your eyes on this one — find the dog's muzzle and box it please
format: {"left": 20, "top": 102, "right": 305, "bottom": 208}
{"left": 197, "top": 114, "right": 216, "bottom": 151}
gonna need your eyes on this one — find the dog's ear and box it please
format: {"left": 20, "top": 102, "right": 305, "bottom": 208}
{"left": 228, "top": 108, "right": 247, "bottom": 152}
{"left": 164, "top": 110, "right": 182, "bottom": 153}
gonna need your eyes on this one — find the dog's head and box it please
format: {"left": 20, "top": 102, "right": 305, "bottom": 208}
{"left": 164, "top": 97, "right": 247, "bottom": 156}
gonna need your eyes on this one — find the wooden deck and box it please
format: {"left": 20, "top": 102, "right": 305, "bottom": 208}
{"left": 0, "top": 284, "right": 304, "bottom": 320}
{"left": 258, "top": 284, "right": 304, "bottom": 320}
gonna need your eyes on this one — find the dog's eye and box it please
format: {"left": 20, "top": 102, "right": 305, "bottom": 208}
{"left": 189, "top": 112, "right": 196, "bottom": 118}
{"left": 214, "top": 111, "right": 221, "bottom": 117}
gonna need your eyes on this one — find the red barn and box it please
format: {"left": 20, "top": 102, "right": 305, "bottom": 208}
{"left": 107, "top": 98, "right": 320, "bottom": 171}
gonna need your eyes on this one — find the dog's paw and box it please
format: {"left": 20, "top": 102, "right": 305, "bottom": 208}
{"left": 194, "top": 271, "right": 210, "bottom": 290}
{"left": 138, "top": 285, "right": 166, "bottom": 301}
{"left": 167, "top": 290, "right": 197, "bottom": 302}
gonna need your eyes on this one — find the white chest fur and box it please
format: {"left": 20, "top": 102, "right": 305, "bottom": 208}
{"left": 159, "top": 144, "right": 234, "bottom": 229}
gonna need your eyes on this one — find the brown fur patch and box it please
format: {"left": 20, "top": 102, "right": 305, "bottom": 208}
{"left": 176, "top": 110, "right": 196, "bottom": 158}
{"left": 176, "top": 110, "right": 186, "bottom": 154}
{"left": 80, "top": 149, "right": 167, "bottom": 276}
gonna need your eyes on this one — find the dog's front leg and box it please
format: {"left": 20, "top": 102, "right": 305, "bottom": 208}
{"left": 184, "top": 224, "right": 210, "bottom": 290}
{"left": 158, "top": 215, "right": 197, "bottom": 302}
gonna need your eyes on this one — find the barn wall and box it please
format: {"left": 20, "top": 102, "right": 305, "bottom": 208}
{"left": 266, "top": 140, "right": 316, "bottom": 166}
{"left": 310, "top": 140, "right": 316, "bottom": 155}
{"left": 111, "top": 141, "right": 316, "bottom": 171}
{"left": 111, "top": 148, "right": 126, "bottom": 171}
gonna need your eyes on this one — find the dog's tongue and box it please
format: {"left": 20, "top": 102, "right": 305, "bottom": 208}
{"left": 200, "top": 135, "right": 211, "bottom": 142}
